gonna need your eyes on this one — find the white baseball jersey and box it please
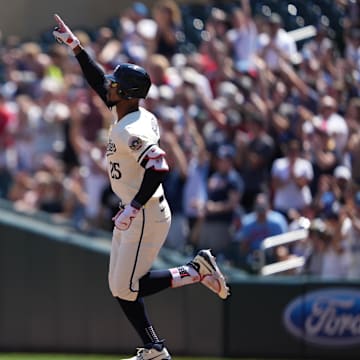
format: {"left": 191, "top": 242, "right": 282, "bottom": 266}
{"left": 106, "top": 106, "right": 165, "bottom": 204}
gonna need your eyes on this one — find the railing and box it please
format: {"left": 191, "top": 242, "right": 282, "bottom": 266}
{"left": 259, "top": 228, "right": 309, "bottom": 276}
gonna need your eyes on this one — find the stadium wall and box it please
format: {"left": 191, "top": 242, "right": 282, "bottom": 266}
{"left": 0, "top": 0, "right": 208, "bottom": 40}
{"left": 0, "top": 204, "right": 360, "bottom": 358}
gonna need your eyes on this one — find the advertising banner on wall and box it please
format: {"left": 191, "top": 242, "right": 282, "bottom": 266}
{"left": 283, "top": 287, "right": 360, "bottom": 348}
{"left": 226, "top": 280, "right": 360, "bottom": 359}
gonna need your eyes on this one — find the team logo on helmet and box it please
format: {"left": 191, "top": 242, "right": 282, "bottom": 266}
{"left": 129, "top": 136, "right": 143, "bottom": 151}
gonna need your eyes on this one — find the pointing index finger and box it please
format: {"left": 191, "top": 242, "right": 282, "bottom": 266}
{"left": 53, "top": 14, "right": 66, "bottom": 31}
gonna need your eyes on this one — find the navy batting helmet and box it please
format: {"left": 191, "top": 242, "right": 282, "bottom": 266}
{"left": 106, "top": 63, "right": 151, "bottom": 99}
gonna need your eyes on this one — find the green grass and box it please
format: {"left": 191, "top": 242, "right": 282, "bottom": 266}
{"left": 0, "top": 355, "right": 261, "bottom": 360}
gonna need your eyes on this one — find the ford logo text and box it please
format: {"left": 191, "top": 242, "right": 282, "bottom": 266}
{"left": 283, "top": 288, "right": 360, "bottom": 347}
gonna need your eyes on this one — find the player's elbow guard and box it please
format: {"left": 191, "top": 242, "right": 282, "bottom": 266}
{"left": 144, "top": 146, "right": 169, "bottom": 172}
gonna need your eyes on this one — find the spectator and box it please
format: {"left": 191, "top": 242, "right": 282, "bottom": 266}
{"left": 182, "top": 117, "right": 210, "bottom": 255}
{"left": 69, "top": 104, "right": 108, "bottom": 229}
{"left": 257, "top": 13, "right": 299, "bottom": 71}
{"left": 311, "top": 95, "right": 349, "bottom": 156}
{"left": 0, "top": 93, "right": 16, "bottom": 194}
{"left": 238, "top": 113, "right": 275, "bottom": 212}
{"left": 302, "top": 24, "right": 334, "bottom": 71}
{"left": 343, "top": 191, "right": 360, "bottom": 278}
{"left": 302, "top": 217, "right": 351, "bottom": 279}
{"left": 322, "top": 202, "right": 352, "bottom": 278}
{"left": 226, "top": 0, "right": 258, "bottom": 68}
{"left": 114, "top": 2, "right": 153, "bottom": 65}
{"left": 60, "top": 166, "right": 89, "bottom": 230}
{"left": 344, "top": 27, "right": 360, "bottom": 72}
{"left": 304, "top": 124, "right": 339, "bottom": 195}
{"left": 150, "top": 0, "right": 184, "bottom": 59}
{"left": 302, "top": 218, "right": 331, "bottom": 276}
{"left": 12, "top": 94, "right": 42, "bottom": 172}
{"left": 332, "top": 165, "right": 353, "bottom": 205}
{"left": 233, "top": 192, "right": 288, "bottom": 273}
{"left": 198, "top": 144, "right": 243, "bottom": 259}
{"left": 312, "top": 174, "right": 338, "bottom": 218}
{"left": 271, "top": 139, "right": 314, "bottom": 219}
{"left": 12, "top": 169, "right": 64, "bottom": 214}
{"left": 205, "top": 7, "right": 230, "bottom": 43}
{"left": 345, "top": 97, "right": 360, "bottom": 184}
{"left": 161, "top": 121, "right": 189, "bottom": 252}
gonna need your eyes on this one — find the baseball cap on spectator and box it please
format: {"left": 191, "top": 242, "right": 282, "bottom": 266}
{"left": 132, "top": 2, "right": 149, "bottom": 17}
{"left": 321, "top": 95, "right": 337, "bottom": 109}
{"left": 216, "top": 144, "right": 236, "bottom": 160}
{"left": 268, "top": 13, "right": 283, "bottom": 26}
{"left": 333, "top": 165, "right": 351, "bottom": 181}
{"left": 210, "top": 7, "right": 227, "bottom": 23}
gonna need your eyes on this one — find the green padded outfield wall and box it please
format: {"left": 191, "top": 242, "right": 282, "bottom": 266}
{"left": 0, "top": 205, "right": 224, "bottom": 356}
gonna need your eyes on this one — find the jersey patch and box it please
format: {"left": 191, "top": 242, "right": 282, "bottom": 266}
{"left": 106, "top": 139, "right": 116, "bottom": 156}
{"left": 128, "top": 136, "right": 143, "bottom": 151}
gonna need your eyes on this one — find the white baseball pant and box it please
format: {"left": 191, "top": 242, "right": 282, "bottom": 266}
{"left": 108, "top": 196, "right": 171, "bottom": 301}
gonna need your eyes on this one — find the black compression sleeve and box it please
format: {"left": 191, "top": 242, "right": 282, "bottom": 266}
{"left": 131, "top": 168, "right": 167, "bottom": 209}
{"left": 75, "top": 49, "right": 109, "bottom": 105}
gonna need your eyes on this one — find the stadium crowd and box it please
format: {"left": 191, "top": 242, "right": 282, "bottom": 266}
{"left": 0, "top": 0, "right": 359, "bottom": 278}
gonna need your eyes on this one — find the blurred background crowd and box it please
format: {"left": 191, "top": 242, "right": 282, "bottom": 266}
{"left": 0, "top": 0, "right": 359, "bottom": 278}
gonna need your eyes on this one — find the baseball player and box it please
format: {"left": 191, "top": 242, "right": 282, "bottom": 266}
{"left": 53, "top": 14, "right": 230, "bottom": 360}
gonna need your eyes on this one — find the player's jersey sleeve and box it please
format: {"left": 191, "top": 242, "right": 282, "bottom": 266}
{"left": 119, "top": 111, "right": 168, "bottom": 171}
{"left": 75, "top": 49, "right": 110, "bottom": 106}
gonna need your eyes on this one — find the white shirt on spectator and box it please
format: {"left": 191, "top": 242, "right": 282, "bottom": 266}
{"left": 321, "top": 248, "right": 351, "bottom": 279}
{"left": 257, "top": 28, "right": 298, "bottom": 70}
{"left": 226, "top": 20, "right": 258, "bottom": 63}
{"left": 271, "top": 157, "right": 313, "bottom": 212}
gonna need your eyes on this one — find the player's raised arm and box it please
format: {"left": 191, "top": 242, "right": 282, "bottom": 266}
{"left": 52, "top": 14, "right": 109, "bottom": 105}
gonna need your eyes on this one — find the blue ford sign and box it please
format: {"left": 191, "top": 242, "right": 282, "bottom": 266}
{"left": 283, "top": 288, "right": 360, "bottom": 347}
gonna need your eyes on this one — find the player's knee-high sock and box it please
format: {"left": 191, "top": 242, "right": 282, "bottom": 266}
{"left": 117, "top": 297, "right": 161, "bottom": 345}
{"left": 139, "top": 266, "right": 200, "bottom": 297}
{"left": 139, "top": 269, "right": 172, "bottom": 297}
